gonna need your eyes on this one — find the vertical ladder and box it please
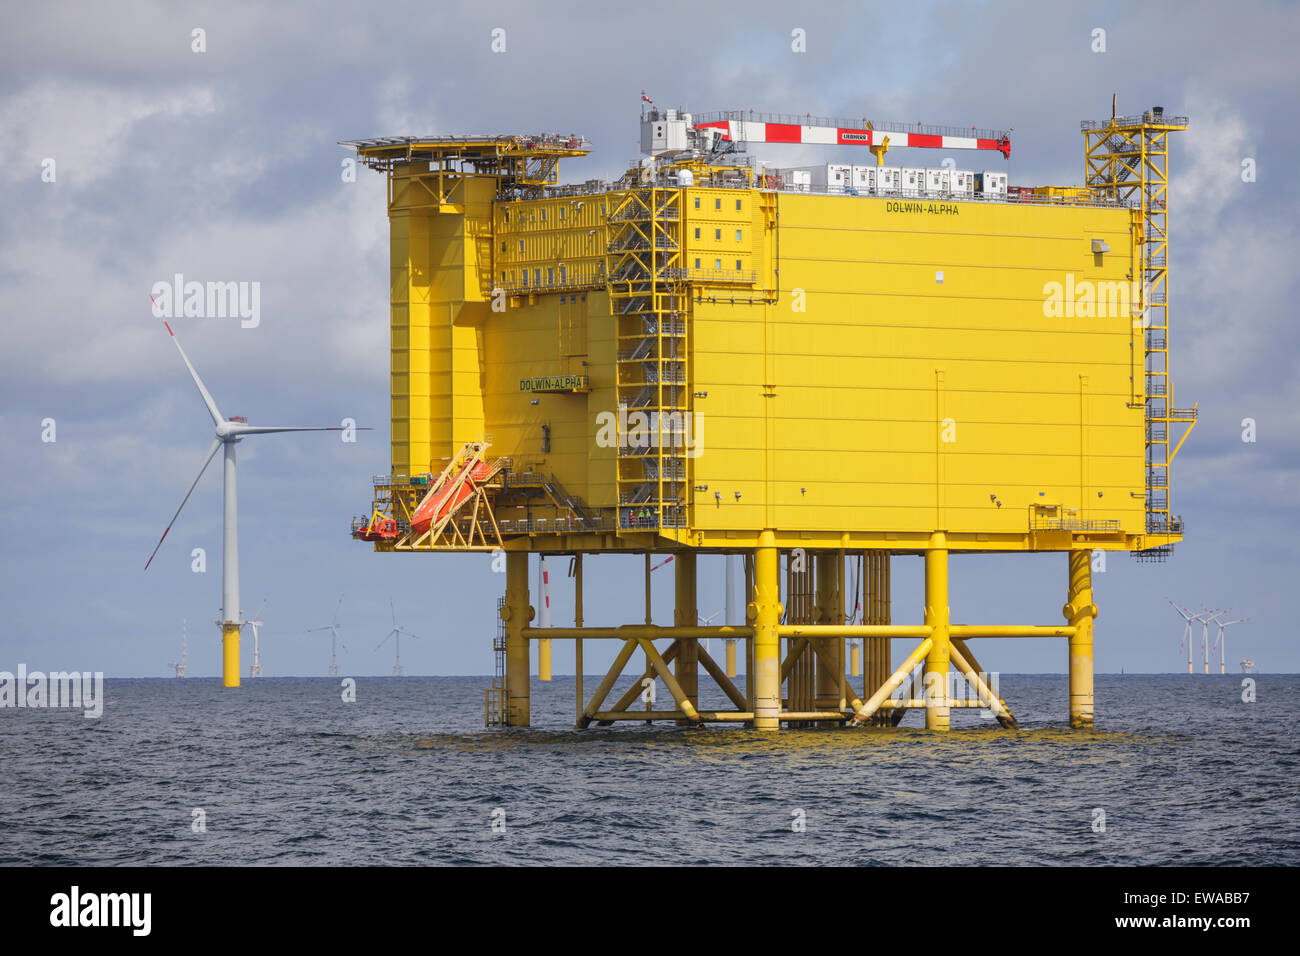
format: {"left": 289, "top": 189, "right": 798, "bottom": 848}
{"left": 485, "top": 595, "right": 507, "bottom": 726}
{"left": 1082, "top": 106, "right": 1194, "bottom": 546}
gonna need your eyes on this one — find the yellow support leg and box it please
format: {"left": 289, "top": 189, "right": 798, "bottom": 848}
{"left": 221, "top": 623, "right": 240, "bottom": 688}
{"left": 674, "top": 552, "right": 699, "bottom": 724}
{"left": 751, "top": 530, "right": 782, "bottom": 730}
{"left": 504, "top": 551, "right": 532, "bottom": 727}
{"left": 924, "top": 532, "right": 950, "bottom": 731}
{"left": 725, "top": 638, "right": 737, "bottom": 678}
{"left": 1066, "top": 550, "right": 1097, "bottom": 729}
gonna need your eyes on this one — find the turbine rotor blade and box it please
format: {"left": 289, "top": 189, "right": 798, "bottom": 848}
{"left": 144, "top": 437, "right": 222, "bottom": 570}
{"left": 164, "top": 322, "right": 223, "bottom": 427}
{"left": 227, "top": 425, "right": 374, "bottom": 436}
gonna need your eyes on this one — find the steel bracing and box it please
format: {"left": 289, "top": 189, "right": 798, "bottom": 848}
{"left": 500, "top": 541, "right": 1091, "bottom": 732}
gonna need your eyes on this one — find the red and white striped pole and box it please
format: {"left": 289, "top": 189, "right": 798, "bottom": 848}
{"left": 538, "top": 556, "right": 552, "bottom": 681}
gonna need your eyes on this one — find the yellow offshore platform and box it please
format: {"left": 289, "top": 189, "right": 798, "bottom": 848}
{"left": 344, "top": 99, "right": 1193, "bottom": 731}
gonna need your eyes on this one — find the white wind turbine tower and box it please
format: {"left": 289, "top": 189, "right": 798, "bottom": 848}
{"left": 1212, "top": 613, "right": 1248, "bottom": 676}
{"left": 698, "top": 608, "right": 722, "bottom": 658}
{"left": 377, "top": 599, "right": 422, "bottom": 677}
{"left": 243, "top": 596, "right": 268, "bottom": 678}
{"left": 308, "top": 594, "right": 347, "bottom": 677}
{"left": 144, "top": 322, "right": 362, "bottom": 688}
{"left": 1197, "top": 607, "right": 1220, "bottom": 675}
{"left": 168, "top": 619, "right": 188, "bottom": 677}
{"left": 1168, "top": 600, "right": 1197, "bottom": 675}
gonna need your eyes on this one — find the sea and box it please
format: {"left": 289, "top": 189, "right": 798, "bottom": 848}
{"left": 2, "top": 674, "right": 1296, "bottom": 866}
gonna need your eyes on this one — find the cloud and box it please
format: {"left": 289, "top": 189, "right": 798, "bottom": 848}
{"left": 0, "top": 0, "right": 1298, "bottom": 677}
{"left": 0, "top": 78, "right": 215, "bottom": 186}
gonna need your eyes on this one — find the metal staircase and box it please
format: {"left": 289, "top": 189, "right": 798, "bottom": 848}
{"left": 605, "top": 187, "right": 691, "bottom": 530}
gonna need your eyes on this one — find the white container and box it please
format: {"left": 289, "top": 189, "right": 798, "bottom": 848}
{"left": 851, "top": 165, "right": 876, "bottom": 193}
{"left": 949, "top": 169, "right": 975, "bottom": 197}
{"left": 826, "top": 163, "right": 851, "bottom": 193}
{"left": 877, "top": 167, "right": 901, "bottom": 195}
{"left": 899, "top": 167, "right": 924, "bottom": 195}
{"left": 784, "top": 168, "right": 812, "bottom": 192}
{"left": 976, "top": 170, "right": 1008, "bottom": 197}
{"left": 925, "top": 168, "right": 950, "bottom": 195}
{"left": 787, "top": 164, "right": 851, "bottom": 193}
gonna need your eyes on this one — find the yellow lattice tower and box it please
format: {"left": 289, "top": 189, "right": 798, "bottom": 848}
{"left": 1082, "top": 102, "right": 1196, "bottom": 556}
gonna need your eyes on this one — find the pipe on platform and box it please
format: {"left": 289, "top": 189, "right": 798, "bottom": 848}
{"left": 778, "top": 624, "right": 932, "bottom": 638}
{"left": 948, "top": 640, "right": 1013, "bottom": 726}
{"left": 521, "top": 625, "right": 753, "bottom": 639}
{"left": 851, "top": 638, "right": 933, "bottom": 726}
{"left": 950, "top": 625, "right": 1077, "bottom": 638}
{"left": 950, "top": 637, "right": 1019, "bottom": 729}
{"left": 578, "top": 638, "right": 638, "bottom": 728}
{"left": 596, "top": 641, "right": 679, "bottom": 725}
{"left": 638, "top": 638, "right": 702, "bottom": 724}
{"left": 697, "top": 642, "right": 749, "bottom": 711}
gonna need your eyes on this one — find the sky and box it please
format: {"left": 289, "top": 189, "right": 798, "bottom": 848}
{"left": 1, "top": 0, "right": 1297, "bottom": 680}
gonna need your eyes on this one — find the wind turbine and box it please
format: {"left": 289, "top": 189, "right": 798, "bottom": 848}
{"left": 1198, "top": 607, "right": 1221, "bottom": 675}
{"left": 308, "top": 594, "right": 347, "bottom": 677}
{"left": 377, "top": 599, "right": 421, "bottom": 676}
{"left": 698, "top": 608, "right": 722, "bottom": 659}
{"left": 144, "top": 322, "right": 363, "bottom": 687}
{"left": 243, "top": 596, "right": 268, "bottom": 678}
{"left": 1168, "top": 600, "right": 1196, "bottom": 675}
{"left": 168, "top": 619, "right": 188, "bottom": 677}
{"left": 1212, "top": 613, "right": 1248, "bottom": 676}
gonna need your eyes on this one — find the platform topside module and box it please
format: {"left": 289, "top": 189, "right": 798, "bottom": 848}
{"left": 343, "top": 100, "right": 1193, "bottom": 732}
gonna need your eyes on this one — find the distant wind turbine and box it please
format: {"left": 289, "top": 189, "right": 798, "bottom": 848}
{"left": 144, "top": 322, "right": 366, "bottom": 687}
{"left": 377, "top": 599, "right": 421, "bottom": 677}
{"left": 308, "top": 594, "right": 347, "bottom": 677}
{"left": 1212, "top": 613, "right": 1248, "bottom": 676}
{"left": 168, "top": 619, "right": 188, "bottom": 677}
{"left": 243, "top": 596, "right": 268, "bottom": 678}
{"left": 1168, "top": 600, "right": 1197, "bottom": 675}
